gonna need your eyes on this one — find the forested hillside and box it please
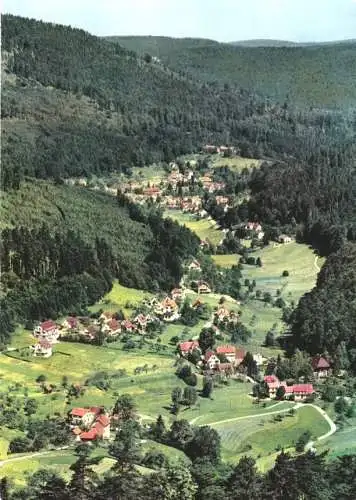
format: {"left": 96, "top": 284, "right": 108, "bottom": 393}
{"left": 3, "top": 14, "right": 355, "bottom": 192}
{"left": 113, "top": 35, "right": 356, "bottom": 109}
{"left": 289, "top": 243, "right": 356, "bottom": 373}
{"left": 0, "top": 182, "right": 199, "bottom": 343}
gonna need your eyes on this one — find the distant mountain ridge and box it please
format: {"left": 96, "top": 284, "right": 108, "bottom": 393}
{"left": 111, "top": 35, "right": 356, "bottom": 109}
{"left": 229, "top": 38, "right": 356, "bottom": 47}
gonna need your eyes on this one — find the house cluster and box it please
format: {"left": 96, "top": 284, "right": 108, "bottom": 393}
{"left": 245, "top": 222, "right": 265, "bottom": 241}
{"left": 203, "top": 145, "right": 238, "bottom": 155}
{"left": 214, "top": 306, "right": 240, "bottom": 325}
{"left": 264, "top": 375, "right": 314, "bottom": 401}
{"left": 179, "top": 341, "right": 249, "bottom": 371}
{"left": 69, "top": 406, "right": 111, "bottom": 441}
{"left": 31, "top": 320, "right": 60, "bottom": 357}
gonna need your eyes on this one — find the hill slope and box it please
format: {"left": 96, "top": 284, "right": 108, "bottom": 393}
{"left": 111, "top": 35, "right": 356, "bottom": 109}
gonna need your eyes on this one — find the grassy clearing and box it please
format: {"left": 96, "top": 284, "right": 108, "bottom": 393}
{"left": 89, "top": 281, "right": 153, "bottom": 316}
{"left": 217, "top": 405, "right": 330, "bottom": 463}
{"left": 243, "top": 242, "right": 324, "bottom": 303}
{"left": 211, "top": 156, "right": 262, "bottom": 172}
{"left": 212, "top": 254, "right": 239, "bottom": 267}
{"left": 164, "top": 210, "right": 223, "bottom": 245}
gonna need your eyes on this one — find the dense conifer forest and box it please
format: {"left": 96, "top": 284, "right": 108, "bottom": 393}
{"left": 110, "top": 35, "right": 356, "bottom": 109}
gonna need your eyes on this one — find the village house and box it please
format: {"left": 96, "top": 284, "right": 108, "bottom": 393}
{"left": 105, "top": 318, "right": 121, "bottom": 336}
{"left": 205, "top": 351, "right": 220, "bottom": 370}
{"left": 133, "top": 314, "right": 153, "bottom": 333}
{"left": 215, "top": 306, "right": 230, "bottom": 322}
{"left": 216, "top": 345, "right": 246, "bottom": 365}
{"left": 188, "top": 259, "right": 202, "bottom": 272}
{"left": 283, "top": 384, "right": 314, "bottom": 401}
{"left": 215, "top": 196, "right": 230, "bottom": 206}
{"left": 31, "top": 339, "right": 53, "bottom": 358}
{"left": 171, "top": 288, "right": 185, "bottom": 301}
{"left": 121, "top": 320, "right": 135, "bottom": 332}
{"left": 253, "top": 353, "right": 267, "bottom": 367}
{"left": 178, "top": 340, "right": 200, "bottom": 357}
{"left": 203, "top": 144, "right": 218, "bottom": 154}
{"left": 245, "top": 222, "right": 263, "bottom": 233}
{"left": 192, "top": 280, "right": 211, "bottom": 294}
{"left": 100, "top": 311, "right": 113, "bottom": 323}
{"left": 264, "top": 375, "right": 314, "bottom": 401}
{"left": 34, "top": 320, "right": 60, "bottom": 342}
{"left": 264, "top": 375, "right": 280, "bottom": 397}
{"left": 69, "top": 407, "right": 111, "bottom": 441}
{"left": 312, "top": 356, "right": 331, "bottom": 379}
{"left": 200, "top": 240, "right": 209, "bottom": 249}
{"left": 62, "top": 316, "right": 79, "bottom": 331}
{"left": 278, "top": 234, "right": 293, "bottom": 244}
{"left": 143, "top": 186, "right": 161, "bottom": 199}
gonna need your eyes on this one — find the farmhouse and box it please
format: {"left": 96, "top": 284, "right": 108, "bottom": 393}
{"left": 312, "top": 356, "right": 331, "bottom": 379}
{"left": 100, "top": 311, "right": 113, "bottom": 323}
{"left": 31, "top": 339, "right": 53, "bottom": 358}
{"left": 191, "top": 281, "right": 211, "bottom": 294}
{"left": 34, "top": 320, "right": 59, "bottom": 342}
{"left": 69, "top": 407, "right": 111, "bottom": 441}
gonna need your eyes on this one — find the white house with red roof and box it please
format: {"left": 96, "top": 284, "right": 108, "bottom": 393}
{"left": 104, "top": 318, "right": 121, "bottom": 336}
{"left": 34, "top": 320, "right": 59, "bottom": 342}
{"left": 312, "top": 356, "right": 331, "bottom": 379}
{"left": 171, "top": 288, "right": 185, "bottom": 301}
{"left": 31, "top": 339, "right": 53, "bottom": 358}
{"left": 205, "top": 351, "right": 220, "bottom": 370}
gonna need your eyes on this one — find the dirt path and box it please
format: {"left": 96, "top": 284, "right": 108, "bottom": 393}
{"left": 0, "top": 446, "right": 70, "bottom": 467}
{"left": 314, "top": 256, "right": 321, "bottom": 273}
{"left": 192, "top": 403, "right": 297, "bottom": 427}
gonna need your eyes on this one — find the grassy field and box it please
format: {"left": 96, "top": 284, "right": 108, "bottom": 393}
{"left": 242, "top": 242, "right": 324, "bottom": 303}
{"left": 89, "top": 281, "right": 153, "bottom": 316}
{"left": 212, "top": 254, "right": 239, "bottom": 267}
{"left": 216, "top": 405, "right": 330, "bottom": 463}
{"left": 211, "top": 156, "right": 262, "bottom": 172}
{"left": 164, "top": 210, "right": 223, "bottom": 245}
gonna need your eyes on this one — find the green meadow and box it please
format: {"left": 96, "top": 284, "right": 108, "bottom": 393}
{"left": 164, "top": 210, "right": 223, "bottom": 245}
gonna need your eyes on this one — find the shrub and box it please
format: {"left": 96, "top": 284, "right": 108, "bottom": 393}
{"left": 282, "top": 270, "right": 289, "bottom": 277}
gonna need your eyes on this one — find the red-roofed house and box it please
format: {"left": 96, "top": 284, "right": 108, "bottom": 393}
{"left": 179, "top": 340, "right": 200, "bottom": 357}
{"left": 34, "top": 320, "right": 59, "bottom": 342}
{"left": 94, "top": 414, "right": 111, "bottom": 439}
{"left": 106, "top": 318, "right": 121, "bottom": 336}
{"left": 264, "top": 375, "right": 281, "bottom": 396}
{"left": 79, "top": 428, "right": 98, "bottom": 441}
{"left": 205, "top": 351, "right": 220, "bottom": 370}
{"left": 284, "top": 384, "right": 314, "bottom": 401}
{"left": 312, "top": 356, "right": 331, "bottom": 379}
{"left": 121, "top": 320, "right": 135, "bottom": 332}
{"left": 62, "top": 317, "right": 78, "bottom": 330}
